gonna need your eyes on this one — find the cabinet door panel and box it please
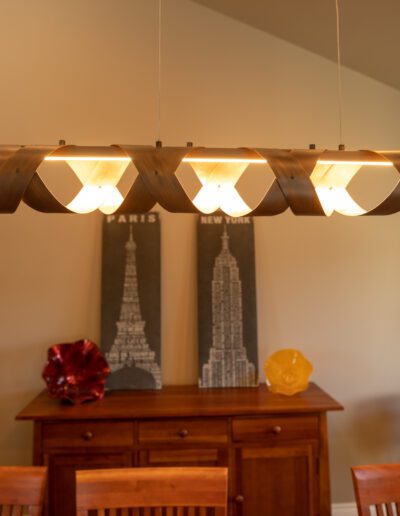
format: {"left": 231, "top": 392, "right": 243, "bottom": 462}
{"left": 235, "top": 445, "right": 317, "bottom": 516}
{"left": 46, "top": 452, "right": 132, "bottom": 516}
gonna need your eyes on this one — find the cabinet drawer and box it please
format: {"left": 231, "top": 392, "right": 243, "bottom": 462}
{"left": 43, "top": 422, "right": 134, "bottom": 448}
{"left": 232, "top": 416, "right": 318, "bottom": 442}
{"left": 139, "top": 419, "right": 228, "bottom": 444}
{"left": 143, "top": 448, "right": 219, "bottom": 465}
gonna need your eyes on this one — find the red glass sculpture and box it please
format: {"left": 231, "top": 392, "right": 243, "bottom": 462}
{"left": 42, "top": 339, "right": 110, "bottom": 404}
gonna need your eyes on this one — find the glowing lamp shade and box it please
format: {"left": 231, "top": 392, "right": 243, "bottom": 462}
{"left": 182, "top": 148, "right": 266, "bottom": 217}
{"left": 310, "top": 151, "right": 393, "bottom": 216}
{"left": 45, "top": 146, "right": 131, "bottom": 214}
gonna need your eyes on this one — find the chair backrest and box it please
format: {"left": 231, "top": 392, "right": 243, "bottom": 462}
{"left": 352, "top": 464, "right": 400, "bottom": 515}
{"left": 76, "top": 467, "right": 228, "bottom": 516}
{"left": 0, "top": 466, "right": 47, "bottom": 516}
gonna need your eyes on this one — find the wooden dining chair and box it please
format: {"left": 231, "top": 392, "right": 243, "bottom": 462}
{"left": 352, "top": 464, "right": 400, "bottom": 515}
{"left": 76, "top": 467, "right": 228, "bottom": 516}
{"left": 0, "top": 466, "right": 47, "bottom": 516}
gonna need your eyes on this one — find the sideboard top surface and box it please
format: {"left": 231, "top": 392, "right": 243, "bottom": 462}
{"left": 16, "top": 383, "right": 343, "bottom": 421}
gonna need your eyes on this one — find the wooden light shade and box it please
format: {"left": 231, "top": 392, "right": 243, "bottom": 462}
{"left": 1, "top": 145, "right": 400, "bottom": 216}
{"left": 182, "top": 148, "right": 267, "bottom": 217}
{"left": 0, "top": 144, "right": 156, "bottom": 215}
{"left": 311, "top": 150, "right": 397, "bottom": 216}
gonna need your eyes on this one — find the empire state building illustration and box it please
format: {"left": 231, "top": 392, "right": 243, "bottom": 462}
{"left": 106, "top": 225, "right": 162, "bottom": 389}
{"left": 200, "top": 226, "right": 256, "bottom": 387}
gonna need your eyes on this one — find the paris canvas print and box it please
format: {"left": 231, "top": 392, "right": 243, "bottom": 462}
{"left": 198, "top": 215, "right": 258, "bottom": 388}
{"left": 101, "top": 213, "right": 161, "bottom": 390}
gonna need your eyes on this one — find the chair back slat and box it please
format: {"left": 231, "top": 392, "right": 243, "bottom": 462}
{"left": 76, "top": 468, "right": 228, "bottom": 516}
{"left": 352, "top": 464, "right": 400, "bottom": 516}
{"left": 76, "top": 507, "right": 230, "bottom": 515}
{"left": 386, "top": 503, "right": 395, "bottom": 516}
{"left": 28, "top": 507, "right": 45, "bottom": 516}
{"left": 370, "top": 504, "right": 400, "bottom": 516}
{"left": 78, "top": 508, "right": 226, "bottom": 516}
{"left": 0, "top": 467, "right": 46, "bottom": 516}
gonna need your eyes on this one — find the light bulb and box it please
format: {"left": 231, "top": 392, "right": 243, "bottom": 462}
{"left": 45, "top": 156, "right": 130, "bottom": 162}
{"left": 311, "top": 160, "right": 379, "bottom": 216}
{"left": 182, "top": 157, "right": 266, "bottom": 164}
{"left": 192, "top": 184, "right": 221, "bottom": 214}
{"left": 66, "top": 185, "right": 124, "bottom": 214}
{"left": 219, "top": 185, "right": 251, "bottom": 217}
{"left": 317, "top": 160, "right": 392, "bottom": 166}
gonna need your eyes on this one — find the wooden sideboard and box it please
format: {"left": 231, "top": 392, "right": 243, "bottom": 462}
{"left": 16, "top": 383, "right": 342, "bottom": 516}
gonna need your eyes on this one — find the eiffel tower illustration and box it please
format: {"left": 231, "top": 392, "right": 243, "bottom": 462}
{"left": 200, "top": 226, "right": 256, "bottom": 388}
{"left": 106, "top": 224, "right": 162, "bottom": 389}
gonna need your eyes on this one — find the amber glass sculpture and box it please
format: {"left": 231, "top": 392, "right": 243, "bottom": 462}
{"left": 264, "top": 349, "right": 313, "bottom": 396}
{"left": 42, "top": 339, "right": 110, "bottom": 404}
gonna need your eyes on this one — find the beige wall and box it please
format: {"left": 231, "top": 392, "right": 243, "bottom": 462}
{"left": 0, "top": 0, "right": 400, "bottom": 503}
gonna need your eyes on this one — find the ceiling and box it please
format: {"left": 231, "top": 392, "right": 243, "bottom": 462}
{"left": 192, "top": 0, "right": 400, "bottom": 91}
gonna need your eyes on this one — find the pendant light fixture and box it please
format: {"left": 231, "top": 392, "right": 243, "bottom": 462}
{"left": 0, "top": 0, "right": 399, "bottom": 217}
{"left": 306, "top": 0, "right": 400, "bottom": 217}
{"left": 0, "top": 0, "right": 162, "bottom": 216}
{"left": 141, "top": 0, "right": 400, "bottom": 218}
{"left": 0, "top": 144, "right": 157, "bottom": 215}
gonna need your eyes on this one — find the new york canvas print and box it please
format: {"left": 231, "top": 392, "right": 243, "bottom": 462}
{"left": 198, "top": 215, "right": 258, "bottom": 388}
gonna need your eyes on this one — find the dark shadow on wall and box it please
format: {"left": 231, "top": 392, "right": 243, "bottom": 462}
{"left": 328, "top": 394, "right": 400, "bottom": 503}
{"left": 350, "top": 395, "right": 400, "bottom": 460}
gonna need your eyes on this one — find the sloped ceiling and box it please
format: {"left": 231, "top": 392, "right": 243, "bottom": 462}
{"left": 192, "top": 0, "right": 400, "bottom": 91}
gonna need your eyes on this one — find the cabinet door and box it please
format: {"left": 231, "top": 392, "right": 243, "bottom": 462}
{"left": 139, "top": 447, "right": 228, "bottom": 467}
{"left": 46, "top": 451, "right": 132, "bottom": 516}
{"left": 234, "top": 444, "right": 318, "bottom": 516}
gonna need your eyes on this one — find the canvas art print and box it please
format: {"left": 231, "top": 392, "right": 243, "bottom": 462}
{"left": 101, "top": 213, "right": 161, "bottom": 390}
{"left": 198, "top": 215, "right": 258, "bottom": 388}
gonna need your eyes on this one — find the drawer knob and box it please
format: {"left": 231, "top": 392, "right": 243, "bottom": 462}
{"left": 178, "top": 429, "right": 189, "bottom": 438}
{"left": 81, "top": 431, "right": 94, "bottom": 441}
{"left": 235, "top": 495, "right": 245, "bottom": 504}
{"left": 272, "top": 425, "right": 282, "bottom": 435}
